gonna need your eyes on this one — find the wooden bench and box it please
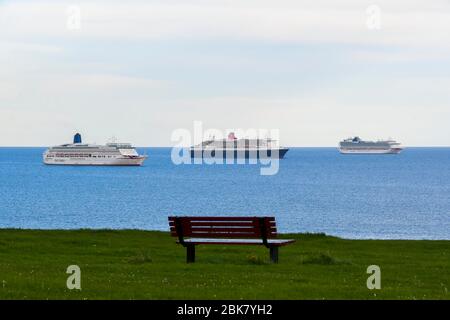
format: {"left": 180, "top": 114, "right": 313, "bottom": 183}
{"left": 168, "top": 216, "right": 295, "bottom": 263}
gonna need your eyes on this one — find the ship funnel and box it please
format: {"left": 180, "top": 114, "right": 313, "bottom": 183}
{"left": 228, "top": 132, "right": 237, "bottom": 140}
{"left": 73, "top": 133, "right": 82, "bottom": 144}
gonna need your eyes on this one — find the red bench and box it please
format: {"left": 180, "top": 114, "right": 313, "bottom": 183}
{"left": 168, "top": 216, "right": 295, "bottom": 263}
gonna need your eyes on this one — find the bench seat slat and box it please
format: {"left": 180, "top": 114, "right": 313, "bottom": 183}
{"left": 170, "top": 227, "right": 273, "bottom": 233}
{"left": 170, "top": 232, "right": 277, "bottom": 238}
{"left": 170, "top": 221, "right": 274, "bottom": 227}
{"left": 185, "top": 232, "right": 275, "bottom": 238}
{"left": 169, "top": 231, "right": 268, "bottom": 236}
{"left": 188, "top": 227, "right": 266, "bottom": 233}
{"left": 169, "top": 216, "right": 275, "bottom": 222}
{"left": 180, "top": 238, "right": 295, "bottom": 246}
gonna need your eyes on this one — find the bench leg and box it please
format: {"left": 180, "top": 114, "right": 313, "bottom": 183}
{"left": 269, "top": 247, "right": 279, "bottom": 263}
{"left": 186, "top": 245, "right": 196, "bottom": 263}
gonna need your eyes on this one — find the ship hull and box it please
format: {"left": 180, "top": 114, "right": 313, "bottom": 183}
{"left": 190, "top": 148, "right": 289, "bottom": 159}
{"left": 339, "top": 148, "right": 402, "bottom": 154}
{"left": 43, "top": 156, "right": 147, "bottom": 166}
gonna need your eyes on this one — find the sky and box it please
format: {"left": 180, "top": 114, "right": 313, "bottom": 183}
{"left": 1, "top": 0, "right": 450, "bottom": 147}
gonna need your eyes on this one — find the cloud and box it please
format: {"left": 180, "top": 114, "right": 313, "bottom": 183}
{"left": 0, "top": 42, "right": 63, "bottom": 54}
{"left": 1, "top": 0, "right": 449, "bottom": 47}
{"left": 42, "top": 73, "right": 168, "bottom": 92}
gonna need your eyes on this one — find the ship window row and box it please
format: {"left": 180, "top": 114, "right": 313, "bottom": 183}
{"left": 210, "top": 141, "right": 269, "bottom": 148}
{"left": 53, "top": 154, "right": 116, "bottom": 158}
{"left": 55, "top": 153, "right": 92, "bottom": 157}
{"left": 343, "top": 147, "right": 388, "bottom": 150}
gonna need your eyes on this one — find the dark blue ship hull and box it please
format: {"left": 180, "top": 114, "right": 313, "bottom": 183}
{"left": 190, "top": 148, "right": 289, "bottom": 159}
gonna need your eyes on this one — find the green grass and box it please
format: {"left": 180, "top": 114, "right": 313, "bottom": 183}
{"left": 0, "top": 229, "right": 449, "bottom": 299}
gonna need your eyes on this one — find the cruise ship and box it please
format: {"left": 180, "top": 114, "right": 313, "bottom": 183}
{"left": 191, "top": 132, "right": 289, "bottom": 159}
{"left": 338, "top": 137, "right": 403, "bottom": 154}
{"left": 43, "top": 133, "right": 147, "bottom": 166}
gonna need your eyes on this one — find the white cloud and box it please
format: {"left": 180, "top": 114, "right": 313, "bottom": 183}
{"left": 1, "top": 0, "right": 449, "bottom": 47}
{"left": 41, "top": 74, "right": 168, "bottom": 93}
{"left": 0, "top": 42, "right": 63, "bottom": 54}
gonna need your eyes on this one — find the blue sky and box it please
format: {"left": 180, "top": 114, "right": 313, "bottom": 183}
{"left": 1, "top": 0, "right": 450, "bottom": 146}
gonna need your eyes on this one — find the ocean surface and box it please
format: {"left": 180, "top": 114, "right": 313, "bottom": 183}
{"left": 0, "top": 147, "right": 449, "bottom": 239}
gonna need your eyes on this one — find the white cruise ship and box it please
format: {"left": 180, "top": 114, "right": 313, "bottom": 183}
{"left": 338, "top": 137, "right": 403, "bottom": 154}
{"left": 43, "top": 133, "right": 147, "bottom": 166}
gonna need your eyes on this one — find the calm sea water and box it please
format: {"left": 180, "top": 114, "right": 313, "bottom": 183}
{"left": 0, "top": 147, "right": 449, "bottom": 239}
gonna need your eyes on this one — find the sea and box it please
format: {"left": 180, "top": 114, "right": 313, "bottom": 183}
{"left": 0, "top": 147, "right": 449, "bottom": 240}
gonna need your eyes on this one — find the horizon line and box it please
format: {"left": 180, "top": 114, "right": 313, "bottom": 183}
{"left": 1, "top": 145, "right": 450, "bottom": 148}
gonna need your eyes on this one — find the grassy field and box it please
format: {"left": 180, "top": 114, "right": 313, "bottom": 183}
{"left": 0, "top": 229, "right": 448, "bottom": 299}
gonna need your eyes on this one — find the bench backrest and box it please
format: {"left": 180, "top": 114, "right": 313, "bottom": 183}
{"left": 168, "top": 216, "right": 277, "bottom": 239}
